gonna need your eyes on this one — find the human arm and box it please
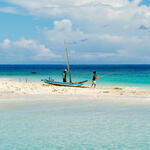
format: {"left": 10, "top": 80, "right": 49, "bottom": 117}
{"left": 96, "top": 75, "right": 102, "bottom": 77}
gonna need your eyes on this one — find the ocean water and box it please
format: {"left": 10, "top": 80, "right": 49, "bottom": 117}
{"left": 0, "top": 64, "right": 150, "bottom": 87}
{"left": 0, "top": 99, "right": 150, "bottom": 150}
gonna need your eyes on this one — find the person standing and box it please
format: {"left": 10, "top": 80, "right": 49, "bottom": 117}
{"left": 63, "top": 69, "right": 67, "bottom": 82}
{"left": 91, "top": 71, "right": 102, "bottom": 88}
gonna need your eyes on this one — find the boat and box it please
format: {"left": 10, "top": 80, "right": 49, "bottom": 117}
{"left": 31, "top": 72, "right": 37, "bottom": 74}
{"left": 42, "top": 41, "right": 88, "bottom": 87}
{"left": 42, "top": 79, "right": 88, "bottom": 88}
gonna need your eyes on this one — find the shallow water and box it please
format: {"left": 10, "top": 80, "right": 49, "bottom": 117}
{"left": 0, "top": 99, "right": 150, "bottom": 150}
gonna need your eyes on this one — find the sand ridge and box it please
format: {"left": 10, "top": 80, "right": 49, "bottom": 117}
{"left": 0, "top": 78, "right": 150, "bottom": 101}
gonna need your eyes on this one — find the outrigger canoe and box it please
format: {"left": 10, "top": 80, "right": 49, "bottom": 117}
{"left": 42, "top": 79, "right": 88, "bottom": 88}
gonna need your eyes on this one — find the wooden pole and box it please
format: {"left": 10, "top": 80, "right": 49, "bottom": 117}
{"left": 64, "top": 41, "right": 72, "bottom": 83}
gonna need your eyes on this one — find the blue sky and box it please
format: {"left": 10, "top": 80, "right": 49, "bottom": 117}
{"left": 0, "top": 0, "right": 150, "bottom": 64}
{"left": 140, "top": 0, "right": 150, "bottom": 5}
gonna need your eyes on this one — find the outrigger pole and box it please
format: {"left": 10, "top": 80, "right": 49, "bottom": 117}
{"left": 64, "top": 41, "right": 72, "bottom": 83}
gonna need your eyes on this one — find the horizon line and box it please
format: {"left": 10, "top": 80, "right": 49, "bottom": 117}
{"left": 0, "top": 64, "right": 150, "bottom": 65}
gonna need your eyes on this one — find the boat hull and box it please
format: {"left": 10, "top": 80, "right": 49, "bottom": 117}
{"left": 43, "top": 79, "right": 85, "bottom": 87}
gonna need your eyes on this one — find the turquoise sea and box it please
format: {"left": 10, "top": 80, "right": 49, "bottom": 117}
{"left": 0, "top": 64, "right": 150, "bottom": 149}
{"left": 0, "top": 64, "right": 150, "bottom": 87}
{"left": 1, "top": 99, "right": 150, "bottom": 150}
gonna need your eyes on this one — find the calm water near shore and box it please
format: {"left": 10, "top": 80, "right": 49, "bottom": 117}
{"left": 0, "top": 99, "right": 150, "bottom": 150}
{"left": 0, "top": 64, "right": 150, "bottom": 87}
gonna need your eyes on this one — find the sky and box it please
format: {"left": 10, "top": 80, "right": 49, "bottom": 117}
{"left": 0, "top": 0, "right": 150, "bottom": 64}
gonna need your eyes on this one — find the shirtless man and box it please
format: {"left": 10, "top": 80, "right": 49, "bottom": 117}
{"left": 91, "top": 71, "right": 102, "bottom": 88}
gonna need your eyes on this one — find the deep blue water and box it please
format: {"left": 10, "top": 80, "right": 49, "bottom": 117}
{"left": 0, "top": 64, "right": 150, "bottom": 87}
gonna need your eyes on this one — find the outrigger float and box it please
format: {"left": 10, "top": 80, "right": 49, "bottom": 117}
{"left": 42, "top": 41, "right": 88, "bottom": 88}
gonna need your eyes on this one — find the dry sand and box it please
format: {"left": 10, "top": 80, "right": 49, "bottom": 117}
{"left": 0, "top": 78, "right": 150, "bottom": 103}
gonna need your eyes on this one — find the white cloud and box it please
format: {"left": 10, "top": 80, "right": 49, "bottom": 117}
{"left": 4, "top": 0, "right": 150, "bottom": 34}
{"left": 0, "top": 39, "right": 11, "bottom": 48}
{"left": 0, "top": 7, "right": 18, "bottom": 14}
{"left": 1, "top": 0, "right": 150, "bottom": 63}
{"left": 54, "top": 19, "right": 72, "bottom": 32}
{"left": 0, "top": 38, "right": 61, "bottom": 63}
{"left": 39, "top": 18, "right": 150, "bottom": 63}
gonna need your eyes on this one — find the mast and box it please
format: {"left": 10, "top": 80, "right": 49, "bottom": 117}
{"left": 64, "top": 41, "right": 72, "bottom": 83}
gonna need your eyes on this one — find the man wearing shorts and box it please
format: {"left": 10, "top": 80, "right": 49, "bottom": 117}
{"left": 91, "top": 71, "right": 101, "bottom": 88}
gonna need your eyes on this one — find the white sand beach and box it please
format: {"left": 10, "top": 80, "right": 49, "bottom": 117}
{"left": 0, "top": 78, "right": 150, "bottom": 102}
